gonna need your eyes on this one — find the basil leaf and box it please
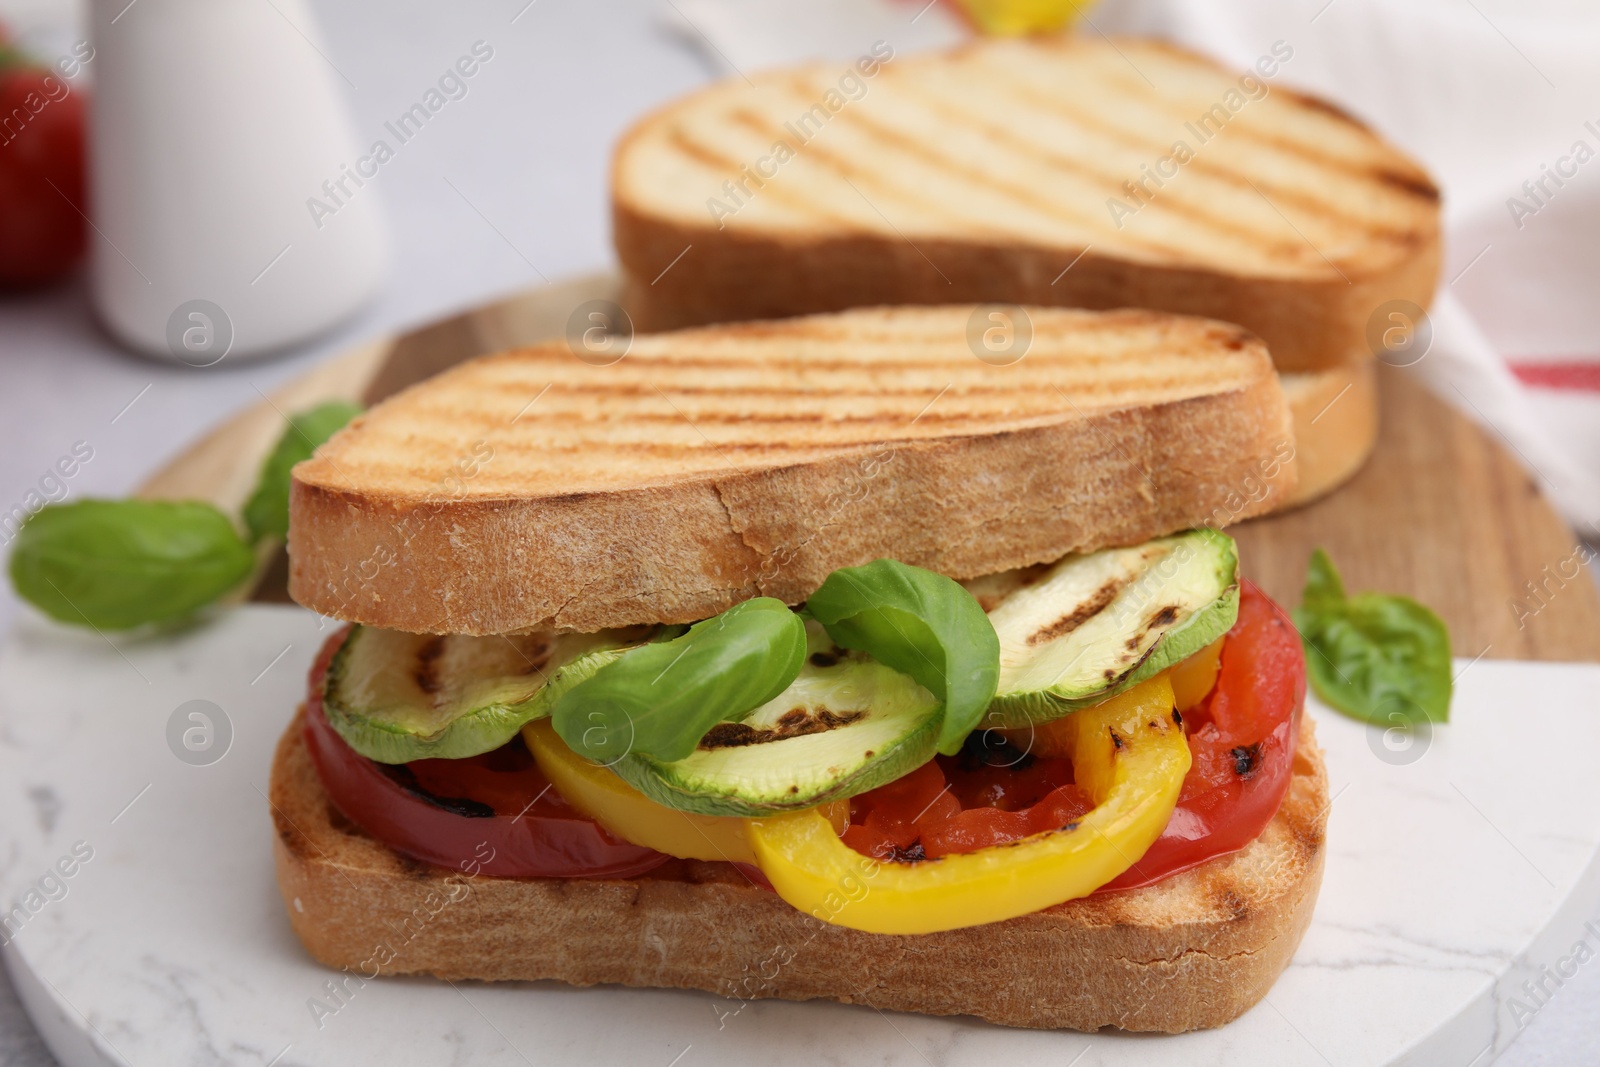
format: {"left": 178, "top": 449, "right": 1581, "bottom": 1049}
{"left": 1300, "top": 546, "right": 1346, "bottom": 615}
{"left": 8, "top": 499, "right": 254, "bottom": 630}
{"left": 552, "top": 597, "right": 806, "bottom": 763}
{"left": 807, "top": 559, "right": 1000, "bottom": 756}
{"left": 1292, "top": 548, "right": 1452, "bottom": 724}
{"left": 242, "top": 400, "right": 363, "bottom": 543}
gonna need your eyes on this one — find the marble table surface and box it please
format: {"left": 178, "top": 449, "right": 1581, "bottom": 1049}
{"left": 5, "top": 607, "right": 1600, "bottom": 1066}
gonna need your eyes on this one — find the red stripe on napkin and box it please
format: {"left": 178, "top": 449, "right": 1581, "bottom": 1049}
{"left": 1510, "top": 361, "right": 1600, "bottom": 392}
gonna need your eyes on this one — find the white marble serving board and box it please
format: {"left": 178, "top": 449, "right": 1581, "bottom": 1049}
{"left": 1, "top": 607, "right": 1597, "bottom": 1067}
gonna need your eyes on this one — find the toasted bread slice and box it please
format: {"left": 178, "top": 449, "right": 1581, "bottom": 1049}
{"left": 1281, "top": 362, "right": 1379, "bottom": 506}
{"left": 288, "top": 306, "right": 1296, "bottom": 635}
{"left": 613, "top": 37, "right": 1439, "bottom": 372}
{"left": 271, "top": 705, "right": 1327, "bottom": 1032}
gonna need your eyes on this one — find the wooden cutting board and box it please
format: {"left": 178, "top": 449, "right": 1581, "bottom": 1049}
{"left": 137, "top": 272, "right": 1600, "bottom": 663}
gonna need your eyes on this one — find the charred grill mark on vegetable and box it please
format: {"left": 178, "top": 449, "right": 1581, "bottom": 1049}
{"left": 412, "top": 636, "right": 448, "bottom": 696}
{"left": 697, "top": 707, "right": 867, "bottom": 749}
{"left": 377, "top": 762, "right": 496, "bottom": 818}
{"left": 887, "top": 841, "right": 928, "bottom": 864}
{"left": 1231, "top": 742, "right": 1263, "bottom": 778}
{"left": 1028, "top": 578, "right": 1126, "bottom": 646}
{"left": 1124, "top": 605, "right": 1181, "bottom": 650}
{"left": 509, "top": 634, "right": 556, "bottom": 676}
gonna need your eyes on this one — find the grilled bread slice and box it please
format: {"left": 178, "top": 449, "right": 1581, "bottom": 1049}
{"left": 287, "top": 306, "right": 1296, "bottom": 635}
{"left": 271, "top": 704, "right": 1327, "bottom": 1033}
{"left": 1281, "top": 362, "right": 1379, "bottom": 507}
{"left": 613, "top": 36, "right": 1440, "bottom": 372}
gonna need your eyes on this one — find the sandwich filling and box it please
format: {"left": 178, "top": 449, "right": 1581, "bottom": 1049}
{"left": 300, "top": 528, "right": 1305, "bottom": 934}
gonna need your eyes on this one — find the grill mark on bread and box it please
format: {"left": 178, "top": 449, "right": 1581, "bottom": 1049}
{"left": 721, "top": 102, "right": 896, "bottom": 234}
{"left": 907, "top": 79, "right": 1323, "bottom": 259}
{"left": 699, "top": 708, "right": 866, "bottom": 748}
{"left": 373, "top": 407, "right": 1198, "bottom": 445}
{"left": 758, "top": 128, "right": 1022, "bottom": 249}
{"left": 1374, "top": 169, "right": 1440, "bottom": 201}
{"left": 388, "top": 404, "right": 1152, "bottom": 435}
{"left": 411, "top": 373, "right": 1235, "bottom": 403}
{"left": 1029, "top": 578, "right": 1126, "bottom": 645}
{"left": 876, "top": 41, "right": 1429, "bottom": 264}
{"left": 466, "top": 354, "right": 1260, "bottom": 381}
{"left": 493, "top": 396, "right": 1223, "bottom": 419}
{"left": 780, "top": 67, "right": 1406, "bottom": 265}
{"left": 1278, "top": 90, "right": 1366, "bottom": 127}
{"left": 998, "top": 81, "right": 1420, "bottom": 252}
{"left": 291, "top": 307, "right": 1283, "bottom": 517}
{"left": 618, "top": 39, "right": 1435, "bottom": 299}
{"left": 816, "top": 101, "right": 1182, "bottom": 255}
{"left": 358, "top": 360, "right": 1250, "bottom": 441}
{"left": 670, "top": 115, "right": 858, "bottom": 230}
{"left": 751, "top": 82, "right": 995, "bottom": 234}
{"left": 1210, "top": 885, "right": 1254, "bottom": 922}
{"left": 999, "top": 50, "right": 1439, "bottom": 215}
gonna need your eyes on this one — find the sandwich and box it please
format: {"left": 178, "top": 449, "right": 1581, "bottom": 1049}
{"left": 611, "top": 36, "right": 1439, "bottom": 503}
{"left": 273, "top": 305, "right": 1327, "bottom": 1033}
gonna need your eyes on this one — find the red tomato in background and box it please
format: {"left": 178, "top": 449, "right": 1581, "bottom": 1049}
{"left": 0, "top": 35, "right": 88, "bottom": 288}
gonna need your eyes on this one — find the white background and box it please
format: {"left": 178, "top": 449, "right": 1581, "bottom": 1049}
{"left": 0, "top": 0, "right": 1596, "bottom": 1063}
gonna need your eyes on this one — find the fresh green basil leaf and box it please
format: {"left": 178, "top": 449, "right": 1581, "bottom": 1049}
{"left": 8, "top": 499, "right": 255, "bottom": 630}
{"left": 552, "top": 597, "right": 806, "bottom": 763}
{"left": 807, "top": 559, "right": 1000, "bottom": 756}
{"left": 1300, "top": 545, "right": 1346, "bottom": 615}
{"left": 1293, "top": 548, "right": 1452, "bottom": 725}
{"left": 242, "top": 400, "right": 363, "bottom": 543}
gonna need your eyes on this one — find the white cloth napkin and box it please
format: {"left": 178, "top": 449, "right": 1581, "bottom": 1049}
{"left": 666, "top": 0, "right": 1600, "bottom": 534}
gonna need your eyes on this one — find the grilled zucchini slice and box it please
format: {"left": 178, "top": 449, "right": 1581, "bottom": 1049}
{"left": 323, "top": 625, "right": 655, "bottom": 763}
{"left": 609, "top": 622, "right": 941, "bottom": 817}
{"left": 978, "top": 529, "right": 1238, "bottom": 729}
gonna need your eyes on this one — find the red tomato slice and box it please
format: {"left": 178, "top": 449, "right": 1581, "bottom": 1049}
{"left": 301, "top": 629, "right": 669, "bottom": 880}
{"left": 1098, "top": 580, "right": 1304, "bottom": 891}
{"left": 841, "top": 581, "right": 1305, "bottom": 891}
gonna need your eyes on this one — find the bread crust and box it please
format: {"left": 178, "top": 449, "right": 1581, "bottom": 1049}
{"left": 611, "top": 37, "right": 1441, "bottom": 373}
{"left": 1281, "top": 362, "right": 1379, "bottom": 507}
{"left": 616, "top": 222, "right": 1438, "bottom": 374}
{"left": 287, "top": 308, "right": 1297, "bottom": 635}
{"left": 271, "top": 706, "right": 1327, "bottom": 1033}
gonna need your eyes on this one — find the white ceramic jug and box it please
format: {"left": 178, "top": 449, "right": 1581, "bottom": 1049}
{"left": 87, "top": 0, "right": 387, "bottom": 365}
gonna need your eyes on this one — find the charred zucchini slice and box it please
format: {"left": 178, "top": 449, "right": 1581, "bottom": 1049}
{"left": 978, "top": 529, "right": 1238, "bottom": 729}
{"left": 609, "top": 622, "right": 941, "bottom": 817}
{"left": 323, "top": 625, "right": 655, "bottom": 763}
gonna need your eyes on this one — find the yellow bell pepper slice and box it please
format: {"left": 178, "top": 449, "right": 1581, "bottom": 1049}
{"left": 1169, "top": 637, "right": 1224, "bottom": 714}
{"left": 523, "top": 719, "right": 846, "bottom": 865}
{"left": 745, "top": 676, "right": 1189, "bottom": 934}
{"left": 999, "top": 639, "right": 1222, "bottom": 758}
